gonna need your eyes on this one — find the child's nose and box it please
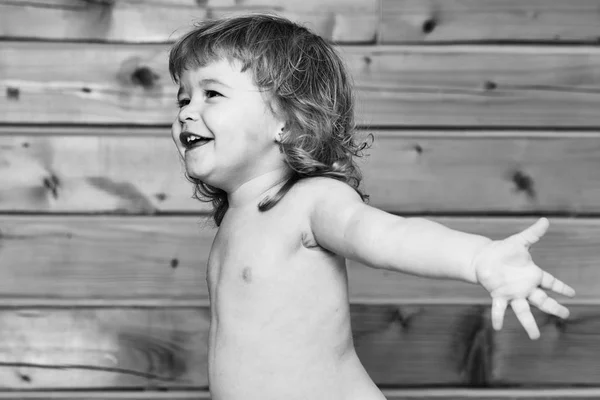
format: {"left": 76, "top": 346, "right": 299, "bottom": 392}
{"left": 178, "top": 108, "right": 197, "bottom": 123}
{"left": 178, "top": 101, "right": 202, "bottom": 122}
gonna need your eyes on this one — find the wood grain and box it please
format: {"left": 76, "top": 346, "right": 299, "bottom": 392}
{"left": 384, "top": 389, "right": 600, "bottom": 399}
{"left": 0, "top": 0, "right": 377, "bottom": 43}
{"left": 4, "top": 42, "right": 600, "bottom": 127}
{"left": 361, "top": 132, "right": 600, "bottom": 214}
{"left": 0, "top": 389, "right": 598, "bottom": 399}
{"left": 352, "top": 305, "right": 492, "bottom": 386}
{"left": 492, "top": 307, "right": 600, "bottom": 385}
{"left": 353, "top": 305, "right": 600, "bottom": 386}
{"left": 2, "top": 131, "right": 600, "bottom": 214}
{"left": 0, "top": 216, "right": 596, "bottom": 303}
{"left": 0, "top": 393, "right": 210, "bottom": 400}
{"left": 209, "top": 0, "right": 378, "bottom": 42}
{"left": 0, "top": 216, "right": 213, "bottom": 302}
{"left": 340, "top": 45, "right": 600, "bottom": 127}
{"left": 0, "top": 308, "right": 208, "bottom": 389}
{"left": 0, "top": 305, "right": 597, "bottom": 389}
{"left": 0, "top": 134, "right": 208, "bottom": 213}
{"left": 0, "top": 0, "right": 205, "bottom": 43}
{"left": 381, "top": 0, "right": 600, "bottom": 43}
{"left": 347, "top": 217, "right": 600, "bottom": 304}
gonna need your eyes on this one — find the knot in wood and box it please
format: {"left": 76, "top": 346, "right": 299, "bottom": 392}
{"left": 511, "top": 170, "right": 535, "bottom": 198}
{"left": 483, "top": 80, "right": 497, "bottom": 91}
{"left": 43, "top": 174, "right": 61, "bottom": 199}
{"left": 132, "top": 66, "right": 158, "bottom": 89}
{"left": 155, "top": 193, "right": 167, "bottom": 202}
{"left": 6, "top": 87, "right": 20, "bottom": 100}
{"left": 551, "top": 315, "right": 567, "bottom": 332}
{"left": 18, "top": 372, "right": 31, "bottom": 383}
{"left": 422, "top": 18, "right": 437, "bottom": 34}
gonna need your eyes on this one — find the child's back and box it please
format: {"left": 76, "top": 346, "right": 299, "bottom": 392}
{"left": 206, "top": 177, "right": 386, "bottom": 400}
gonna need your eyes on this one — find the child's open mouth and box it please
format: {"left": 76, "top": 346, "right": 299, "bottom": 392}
{"left": 180, "top": 131, "right": 214, "bottom": 150}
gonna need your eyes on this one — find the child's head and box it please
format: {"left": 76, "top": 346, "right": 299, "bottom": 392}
{"left": 169, "top": 13, "right": 371, "bottom": 225}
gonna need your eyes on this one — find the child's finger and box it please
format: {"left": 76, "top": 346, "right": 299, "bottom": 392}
{"left": 528, "top": 288, "right": 570, "bottom": 319}
{"left": 541, "top": 271, "right": 576, "bottom": 297}
{"left": 511, "top": 298, "right": 540, "bottom": 340}
{"left": 513, "top": 217, "right": 549, "bottom": 248}
{"left": 491, "top": 297, "right": 508, "bottom": 330}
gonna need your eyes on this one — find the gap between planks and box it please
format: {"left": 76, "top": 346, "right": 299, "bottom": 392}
{"left": 0, "top": 297, "right": 595, "bottom": 308}
{"left": 0, "top": 389, "right": 600, "bottom": 399}
{"left": 3, "top": 126, "right": 600, "bottom": 139}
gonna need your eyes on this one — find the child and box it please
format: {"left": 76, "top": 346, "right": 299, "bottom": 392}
{"left": 168, "top": 14, "right": 575, "bottom": 400}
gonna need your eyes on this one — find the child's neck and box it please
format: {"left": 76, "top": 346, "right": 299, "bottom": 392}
{"left": 227, "top": 167, "right": 290, "bottom": 209}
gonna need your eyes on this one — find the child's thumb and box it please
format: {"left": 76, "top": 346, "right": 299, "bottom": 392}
{"left": 513, "top": 217, "right": 549, "bottom": 248}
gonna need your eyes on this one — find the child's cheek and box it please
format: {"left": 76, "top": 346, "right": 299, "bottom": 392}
{"left": 202, "top": 107, "right": 223, "bottom": 137}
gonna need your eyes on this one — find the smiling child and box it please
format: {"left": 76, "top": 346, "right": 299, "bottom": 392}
{"left": 168, "top": 14, "right": 575, "bottom": 400}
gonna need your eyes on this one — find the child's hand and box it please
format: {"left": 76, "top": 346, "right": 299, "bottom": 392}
{"left": 471, "top": 217, "right": 576, "bottom": 340}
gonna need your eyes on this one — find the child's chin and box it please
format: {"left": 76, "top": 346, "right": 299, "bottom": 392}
{"left": 185, "top": 165, "right": 207, "bottom": 181}
{"left": 185, "top": 159, "right": 207, "bottom": 177}
{"left": 187, "top": 171, "right": 206, "bottom": 181}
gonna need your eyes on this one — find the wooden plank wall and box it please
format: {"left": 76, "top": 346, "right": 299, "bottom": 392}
{"left": 1, "top": 0, "right": 600, "bottom": 398}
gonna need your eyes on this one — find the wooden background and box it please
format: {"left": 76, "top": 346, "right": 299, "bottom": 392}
{"left": 1, "top": 0, "right": 600, "bottom": 398}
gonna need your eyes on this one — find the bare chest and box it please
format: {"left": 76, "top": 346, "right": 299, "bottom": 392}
{"left": 205, "top": 208, "right": 326, "bottom": 300}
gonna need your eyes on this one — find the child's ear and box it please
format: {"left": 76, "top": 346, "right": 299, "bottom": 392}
{"left": 274, "top": 120, "right": 289, "bottom": 142}
{"left": 266, "top": 96, "right": 287, "bottom": 137}
{"left": 274, "top": 125, "right": 284, "bottom": 143}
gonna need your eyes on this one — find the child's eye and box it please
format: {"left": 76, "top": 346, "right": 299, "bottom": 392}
{"left": 175, "top": 91, "right": 221, "bottom": 108}
{"left": 205, "top": 90, "right": 222, "bottom": 99}
{"left": 176, "top": 99, "right": 190, "bottom": 108}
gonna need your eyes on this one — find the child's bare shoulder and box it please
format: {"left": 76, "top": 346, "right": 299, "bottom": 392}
{"left": 291, "top": 177, "right": 362, "bottom": 206}
{"left": 289, "top": 177, "right": 363, "bottom": 249}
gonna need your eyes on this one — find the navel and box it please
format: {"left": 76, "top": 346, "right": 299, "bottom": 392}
{"left": 241, "top": 266, "right": 252, "bottom": 283}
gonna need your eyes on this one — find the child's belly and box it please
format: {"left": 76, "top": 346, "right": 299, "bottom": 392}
{"left": 209, "top": 347, "right": 384, "bottom": 400}
{"left": 208, "top": 314, "right": 384, "bottom": 400}
{"left": 206, "top": 256, "right": 385, "bottom": 400}
{"left": 209, "top": 340, "right": 349, "bottom": 399}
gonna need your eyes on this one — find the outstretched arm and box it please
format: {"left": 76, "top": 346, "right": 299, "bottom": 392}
{"left": 308, "top": 178, "right": 575, "bottom": 339}
{"left": 309, "top": 178, "right": 490, "bottom": 282}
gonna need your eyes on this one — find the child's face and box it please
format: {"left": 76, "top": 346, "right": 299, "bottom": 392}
{"left": 172, "top": 58, "right": 286, "bottom": 192}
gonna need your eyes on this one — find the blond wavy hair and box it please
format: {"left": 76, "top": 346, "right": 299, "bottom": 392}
{"left": 169, "top": 14, "right": 372, "bottom": 226}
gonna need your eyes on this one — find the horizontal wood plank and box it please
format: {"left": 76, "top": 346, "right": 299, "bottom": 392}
{"left": 2, "top": 131, "right": 600, "bottom": 214}
{"left": 353, "top": 305, "right": 600, "bottom": 386}
{"left": 0, "top": 0, "right": 206, "bottom": 43}
{"left": 1, "top": 389, "right": 600, "bottom": 399}
{"left": 0, "top": 0, "right": 377, "bottom": 43}
{"left": 0, "top": 308, "right": 208, "bottom": 389}
{"left": 0, "top": 216, "right": 596, "bottom": 303}
{"left": 0, "top": 216, "right": 213, "bottom": 302}
{"left": 3, "top": 43, "right": 600, "bottom": 127}
{"left": 208, "top": 0, "right": 378, "bottom": 43}
{"left": 384, "top": 389, "right": 600, "bottom": 399}
{"left": 381, "top": 0, "right": 600, "bottom": 43}
{"left": 347, "top": 217, "right": 600, "bottom": 304}
{"left": 492, "top": 307, "right": 600, "bottom": 385}
{"left": 352, "top": 305, "right": 490, "bottom": 386}
{"left": 0, "top": 393, "right": 209, "bottom": 400}
{"left": 341, "top": 46, "right": 600, "bottom": 127}
{"left": 0, "top": 134, "right": 208, "bottom": 213}
{"left": 362, "top": 132, "right": 600, "bottom": 214}
{"left": 0, "top": 305, "right": 597, "bottom": 389}
{"left": 7, "top": 0, "right": 600, "bottom": 45}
